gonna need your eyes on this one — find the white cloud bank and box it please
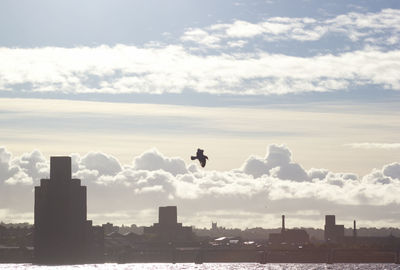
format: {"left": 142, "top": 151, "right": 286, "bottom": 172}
{"left": 1, "top": 144, "right": 400, "bottom": 227}
{"left": 0, "top": 9, "right": 399, "bottom": 96}
{"left": 0, "top": 45, "right": 399, "bottom": 95}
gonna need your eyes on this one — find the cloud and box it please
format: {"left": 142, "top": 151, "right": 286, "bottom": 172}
{"left": 227, "top": 40, "right": 247, "bottom": 48}
{"left": 79, "top": 152, "right": 122, "bottom": 176}
{"left": 327, "top": 8, "right": 400, "bottom": 43}
{"left": 182, "top": 9, "right": 400, "bottom": 45}
{"left": 4, "top": 171, "right": 32, "bottom": 185}
{"left": 12, "top": 150, "right": 48, "bottom": 183}
{"left": 346, "top": 143, "right": 400, "bottom": 149}
{"left": 241, "top": 144, "right": 309, "bottom": 181}
{"left": 0, "top": 147, "right": 31, "bottom": 185}
{"left": 203, "top": 17, "right": 324, "bottom": 42}
{"left": 0, "top": 147, "right": 21, "bottom": 182}
{"left": 1, "top": 145, "right": 400, "bottom": 228}
{"left": 0, "top": 9, "right": 399, "bottom": 97}
{"left": 382, "top": 163, "right": 400, "bottom": 179}
{"left": 0, "top": 45, "right": 399, "bottom": 96}
{"left": 308, "top": 168, "right": 329, "bottom": 180}
{"left": 132, "top": 148, "right": 188, "bottom": 176}
{"left": 180, "top": 28, "right": 221, "bottom": 48}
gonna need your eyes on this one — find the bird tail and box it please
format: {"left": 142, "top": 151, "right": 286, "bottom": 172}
{"left": 191, "top": 156, "right": 197, "bottom": 160}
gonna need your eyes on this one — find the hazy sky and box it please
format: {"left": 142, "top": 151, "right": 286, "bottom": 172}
{"left": 1, "top": 0, "right": 400, "bottom": 229}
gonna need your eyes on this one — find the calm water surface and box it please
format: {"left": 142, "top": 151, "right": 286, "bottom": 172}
{"left": 0, "top": 264, "right": 400, "bottom": 270}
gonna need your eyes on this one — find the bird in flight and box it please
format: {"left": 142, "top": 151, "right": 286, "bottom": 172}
{"left": 191, "top": 148, "right": 208, "bottom": 168}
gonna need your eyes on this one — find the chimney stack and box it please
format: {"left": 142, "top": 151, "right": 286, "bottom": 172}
{"left": 282, "top": 215, "right": 285, "bottom": 232}
{"left": 353, "top": 220, "right": 357, "bottom": 238}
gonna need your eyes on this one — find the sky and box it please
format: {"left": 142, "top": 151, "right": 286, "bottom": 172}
{"left": 0, "top": 0, "right": 400, "bottom": 229}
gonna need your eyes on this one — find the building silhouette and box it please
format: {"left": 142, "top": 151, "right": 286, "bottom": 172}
{"left": 143, "top": 206, "right": 193, "bottom": 243}
{"left": 324, "top": 215, "right": 344, "bottom": 244}
{"left": 34, "top": 156, "right": 103, "bottom": 264}
{"left": 269, "top": 215, "right": 309, "bottom": 246}
{"left": 102, "top": 222, "right": 119, "bottom": 235}
{"left": 325, "top": 215, "right": 400, "bottom": 248}
{"left": 211, "top": 222, "right": 218, "bottom": 231}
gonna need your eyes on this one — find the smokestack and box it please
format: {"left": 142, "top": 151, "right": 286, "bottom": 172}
{"left": 282, "top": 215, "right": 285, "bottom": 232}
{"left": 353, "top": 220, "right": 357, "bottom": 238}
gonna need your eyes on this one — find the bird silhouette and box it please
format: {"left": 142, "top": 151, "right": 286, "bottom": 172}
{"left": 191, "top": 148, "right": 208, "bottom": 168}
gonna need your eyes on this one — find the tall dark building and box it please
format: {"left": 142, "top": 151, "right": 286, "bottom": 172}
{"left": 34, "top": 156, "right": 103, "bottom": 264}
{"left": 159, "top": 206, "right": 177, "bottom": 226}
{"left": 144, "top": 206, "right": 193, "bottom": 243}
{"left": 324, "top": 215, "right": 344, "bottom": 244}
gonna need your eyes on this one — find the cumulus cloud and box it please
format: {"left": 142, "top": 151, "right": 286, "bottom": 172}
{"left": 79, "top": 152, "right": 122, "bottom": 176}
{"left": 1, "top": 145, "right": 400, "bottom": 227}
{"left": 4, "top": 171, "right": 32, "bottom": 185}
{"left": 0, "top": 147, "right": 31, "bottom": 185}
{"left": 132, "top": 148, "right": 188, "bottom": 176}
{"left": 0, "top": 147, "right": 21, "bottom": 182}
{"left": 12, "top": 150, "right": 48, "bottom": 183}
{"left": 241, "top": 144, "right": 309, "bottom": 181}
{"left": 382, "top": 163, "right": 400, "bottom": 179}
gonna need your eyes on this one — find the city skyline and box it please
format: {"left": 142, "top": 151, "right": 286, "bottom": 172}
{"left": 1, "top": 0, "right": 400, "bottom": 229}
{"left": 1, "top": 147, "right": 400, "bottom": 229}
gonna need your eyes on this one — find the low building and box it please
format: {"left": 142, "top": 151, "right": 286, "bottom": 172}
{"left": 344, "top": 220, "right": 400, "bottom": 248}
{"left": 211, "top": 236, "right": 242, "bottom": 246}
{"left": 102, "top": 223, "right": 119, "bottom": 235}
{"left": 143, "top": 206, "right": 193, "bottom": 244}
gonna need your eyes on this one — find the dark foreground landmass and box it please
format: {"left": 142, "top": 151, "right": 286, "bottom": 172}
{"left": 1, "top": 245, "right": 400, "bottom": 265}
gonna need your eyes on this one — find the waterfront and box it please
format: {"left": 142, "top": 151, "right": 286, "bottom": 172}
{"left": 0, "top": 264, "right": 400, "bottom": 270}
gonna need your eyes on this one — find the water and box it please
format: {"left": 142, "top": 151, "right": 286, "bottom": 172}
{"left": 0, "top": 264, "right": 400, "bottom": 270}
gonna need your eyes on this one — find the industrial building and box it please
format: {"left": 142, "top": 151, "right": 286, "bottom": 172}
{"left": 269, "top": 215, "right": 309, "bottom": 247}
{"left": 325, "top": 215, "right": 400, "bottom": 248}
{"left": 324, "top": 215, "right": 345, "bottom": 244}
